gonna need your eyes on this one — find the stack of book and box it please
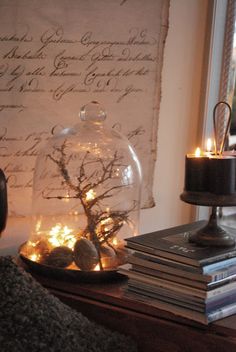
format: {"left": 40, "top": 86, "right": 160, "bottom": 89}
{"left": 120, "top": 222, "right": 236, "bottom": 324}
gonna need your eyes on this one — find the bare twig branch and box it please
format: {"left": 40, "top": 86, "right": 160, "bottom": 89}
{"left": 43, "top": 141, "right": 137, "bottom": 270}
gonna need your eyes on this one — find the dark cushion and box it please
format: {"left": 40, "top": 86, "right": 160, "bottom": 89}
{"left": 0, "top": 256, "right": 137, "bottom": 352}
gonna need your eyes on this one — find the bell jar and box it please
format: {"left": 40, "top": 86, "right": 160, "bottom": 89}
{"left": 20, "top": 102, "right": 142, "bottom": 274}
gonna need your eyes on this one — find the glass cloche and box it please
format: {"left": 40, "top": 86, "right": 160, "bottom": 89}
{"left": 20, "top": 102, "right": 142, "bottom": 274}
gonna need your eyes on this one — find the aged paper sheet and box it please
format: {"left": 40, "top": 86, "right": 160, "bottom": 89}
{"left": 0, "top": 0, "right": 169, "bottom": 215}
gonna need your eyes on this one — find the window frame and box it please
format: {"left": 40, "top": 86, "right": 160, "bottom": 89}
{"left": 197, "top": 0, "right": 228, "bottom": 220}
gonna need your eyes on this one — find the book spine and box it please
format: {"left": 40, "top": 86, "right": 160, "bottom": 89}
{"left": 203, "top": 257, "right": 236, "bottom": 275}
{"left": 207, "top": 302, "right": 236, "bottom": 323}
{"left": 206, "top": 292, "right": 236, "bottom": 313}
{"left": 207, "top": 274, "right": 236, "bottom": 289}
{"left": 207, "top": 282, "right": 236, "bottom": 299}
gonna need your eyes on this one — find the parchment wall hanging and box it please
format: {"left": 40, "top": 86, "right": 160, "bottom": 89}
{"left": 0, "top": 0, "right": 169, "bottom": 216}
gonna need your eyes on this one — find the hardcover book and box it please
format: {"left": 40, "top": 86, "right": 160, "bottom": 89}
{"left": 125, "top": 221, "right": 236, "bottom": 267}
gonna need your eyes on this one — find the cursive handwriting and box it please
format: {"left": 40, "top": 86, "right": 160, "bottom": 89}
{"left": 4, "top": 162, "right": 34, "bottom": 173}
{"left": 0, "top": 25, "right": 33, "bottom": 43}
{"left": 40, "top": 26, "right": 78, "bottom": 49}
{"left": 7, "top": 175, "right": 33, "bottom": 189}
{"left": 0, "top": 25, "right": 157, "bottom": 108}
{"left": 0, "top": 23, "right": 158, "bottom": 192}
{"left": 3, "top": 45, "right": 46, "bottom": 60}
{"left": 0, "top": 104, "right": 26, "bottom": 112}
{"left": 80, "top": 28, "right": 155, "bottom": 47}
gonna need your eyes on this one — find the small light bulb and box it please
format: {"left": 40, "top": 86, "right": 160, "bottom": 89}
{"left": 112, "top": 237, "right": 118, "bottom": 246}
{"left": 86, "top": 189, "right": 96, "bottom": 201}
{"left": 29, "top": 253, "right": 40, "bottom": 262}
{"left": 94, "top": 264, "right": 100, "bottom": 271}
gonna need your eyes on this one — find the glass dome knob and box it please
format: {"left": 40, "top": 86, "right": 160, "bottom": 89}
{"left": 79, "top": 101, "right": 106, "bottom": 123}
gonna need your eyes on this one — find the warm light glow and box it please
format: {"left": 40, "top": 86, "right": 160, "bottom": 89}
{"left": 28, "top": 240, "right": 37, "bottom": 248}
{"left": 101, "top": 217, "right": 112, "bottom": 225}
{"left": 195, "top": 147, "right": 201, "bottom": 157}
{"left": 99, "top": 216, "right": 114, "bottom": 234}
{"left": 206, "top": 138, "right": 212, "bottom": 152}
{"left": 94, "top": 263, "right": 100, "bottom": 271}
{"left": 112, "top": 237, "right": 118, "bottom": 246}
{"left": 35, "top": 220, "right": 42, "bottom": 233}
{"left": 85, "top": 189, "right": 96, "bottom": 201}
{"left": 64, "top": 192, "right": 70, "bottom": 203}
{"left": 29, "top": 253, "right": 41, "bottom": 262}
{"left": 48, "top": 223, "right": 76, "bottom": 249}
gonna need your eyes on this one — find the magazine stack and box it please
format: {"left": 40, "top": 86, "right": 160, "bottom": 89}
{"left": 120, "top": 222, "right": 236, "bottom": 324}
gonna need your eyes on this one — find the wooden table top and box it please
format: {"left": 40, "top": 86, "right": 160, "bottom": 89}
{"left": 18, "top": 257, "right": 236, "bottom": 338}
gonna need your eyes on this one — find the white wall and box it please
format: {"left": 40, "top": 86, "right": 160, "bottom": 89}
{"left": 140, "top": 0, "right": 209, "bottom": 234}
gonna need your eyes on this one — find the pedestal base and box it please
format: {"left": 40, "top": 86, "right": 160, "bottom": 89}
{"left": 189, "top": 225, "right": 235, "bottom": 247}
{"left": 189, "top": 207, "right": 235, "bottom": 247}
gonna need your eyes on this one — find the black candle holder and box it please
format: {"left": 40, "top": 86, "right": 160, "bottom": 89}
{"left": 180, "top": 191, "right": 236, "bottom": 247}
{"left": 181, "top": 101, "right": 236, "bottom": 248}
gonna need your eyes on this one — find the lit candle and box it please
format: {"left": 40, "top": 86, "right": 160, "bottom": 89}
{"left": 195, "top": 147, "right": 201, "bottom": 157}
{"left": 183, "top": 147, "right": 236, "bottom": 196}
{"left": 184, "top": 148, "right": 209, "bottom": 192}
{"left": 206, "top": 138, "right": 212, "bottom": 153}
{"left": 204, "top": 138, "right": 214, "bottom": 156}
{"left": 209, "top": 156, "right": 236, "bottom": 194}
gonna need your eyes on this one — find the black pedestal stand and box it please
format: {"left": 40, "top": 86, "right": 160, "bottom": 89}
{"left": 188, "top": 206, "right": 235, "bottom": 247}
{"left": 180, "top": 191, "right": 236, "bottom": 247}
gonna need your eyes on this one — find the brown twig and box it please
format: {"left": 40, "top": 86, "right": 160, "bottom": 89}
{"left": 44, "top": 141, "right": 137, "bottom": 270}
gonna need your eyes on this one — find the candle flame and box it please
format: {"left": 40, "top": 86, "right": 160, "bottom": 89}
{"left": 195, "top": 147, "right": 201, "bottom": 157}
{"left": 206, "top": 138, "right": 212, "bottom": 153}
